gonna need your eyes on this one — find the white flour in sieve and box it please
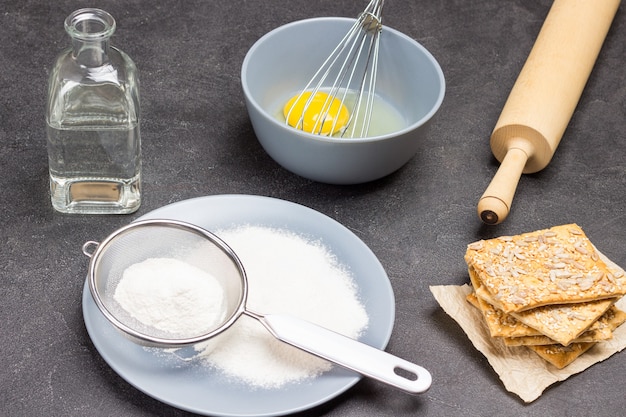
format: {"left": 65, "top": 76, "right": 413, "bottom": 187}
{"left": 194, "top": 225, "right": 369, "bottom": 389}
{"left": 114, "top": 258, "right": 226, "bottom": 338}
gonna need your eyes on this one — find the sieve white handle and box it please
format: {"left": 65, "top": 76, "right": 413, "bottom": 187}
{"left": 254, "top": 313, "right": 432, "bottom": 394}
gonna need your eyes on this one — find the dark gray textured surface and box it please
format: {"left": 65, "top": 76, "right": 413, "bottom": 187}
{"left": 1, "top": 1, "right": 625, "bottom": 416}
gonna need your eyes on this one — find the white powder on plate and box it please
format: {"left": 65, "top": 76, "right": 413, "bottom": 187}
{"left": 114, "top": 258, "right": 226, "bottom": 338}
{"left": 194, "top": 225, "right": 369, "bottom": 389}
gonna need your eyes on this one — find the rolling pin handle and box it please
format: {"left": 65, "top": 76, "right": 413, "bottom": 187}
{"left": 477, "top": 147, "right": 529, "bottom": 225}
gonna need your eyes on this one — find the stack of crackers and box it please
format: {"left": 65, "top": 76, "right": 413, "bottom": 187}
{"left": 464, "top": 224, "right": 626, "bottom": 369}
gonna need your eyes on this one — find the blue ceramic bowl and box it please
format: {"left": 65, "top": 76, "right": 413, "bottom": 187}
{"left": 242, "top": 17, "right": 445, "bottom": 184}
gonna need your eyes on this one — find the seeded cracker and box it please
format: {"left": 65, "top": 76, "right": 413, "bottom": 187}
{"left": 502, "top": 306, "right": 626, "bottom": 347}
{"left": 524, "top": 289, "right": 626, "bottom": 370}
{"left": 475, "top": 281, "right": 615, "bottom": 345}
{"left": 527, "top": 342, "right": 596, "bottom": 369}
{"left": 467, "top": 276, "right": 542, "bottom": 338}
{"left": 464, "top": 224, "right": 626, "bottom": 313}
{"left": 469, "top": 262, "right": 616, "bottom": 344}
{"left": 503, "top": 331, "right": 609, "bottom": 347}
{"left": 509, "top": 300, "right": 616, "bottom": 345}
{"left": 466, "top": 290, "right": 623, "bottom": 346}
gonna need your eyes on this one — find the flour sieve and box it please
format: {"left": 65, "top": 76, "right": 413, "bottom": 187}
{"left": 83, "top": 219, "right": 432, "bottom": 394}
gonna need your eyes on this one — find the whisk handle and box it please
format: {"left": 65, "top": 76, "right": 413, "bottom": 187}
{"left": 254, "top": 313, "right": 432, "bottom": 394}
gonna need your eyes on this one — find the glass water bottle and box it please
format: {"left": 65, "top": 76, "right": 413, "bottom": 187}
{"left": 46, "top": 8, "right": 141, "bottom": 214}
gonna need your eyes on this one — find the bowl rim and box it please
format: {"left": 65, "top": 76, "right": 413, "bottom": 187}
{"left": 241, "top": 17, "right": 446, "bottom": 144}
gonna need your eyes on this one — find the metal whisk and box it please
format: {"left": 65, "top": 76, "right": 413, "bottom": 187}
{"left": 285, "top": 0, "right": 384, "bottom": 138}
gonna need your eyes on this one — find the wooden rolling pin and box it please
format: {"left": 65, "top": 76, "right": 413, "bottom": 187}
{"left": 477, "top": 0, "right": 621, "bottom": 225}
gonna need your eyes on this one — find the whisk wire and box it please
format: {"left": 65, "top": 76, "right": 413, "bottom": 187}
{"left": 325, "top": 25, "right": 369, "bottom": 135}
{"left": 285, "top": 0, "right": 384, "bottom": 138}
{"left": 349, "top": 14, "right": 382, "bottom": 138}
{"left": 284, "top": 21, "right": 362, "bottom": 134}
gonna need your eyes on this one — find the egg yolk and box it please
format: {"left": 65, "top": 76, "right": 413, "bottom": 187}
{"left": 283, "top": 91, "right": 350, "bottom": 136}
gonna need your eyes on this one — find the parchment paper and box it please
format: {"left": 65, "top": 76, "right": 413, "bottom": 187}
{"left": 430, "top": 253, "right": 626, "bottom": 403}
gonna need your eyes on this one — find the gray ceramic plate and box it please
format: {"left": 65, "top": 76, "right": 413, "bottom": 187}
{"left": 82, "top": 195, "right": 395, "bottom": 416}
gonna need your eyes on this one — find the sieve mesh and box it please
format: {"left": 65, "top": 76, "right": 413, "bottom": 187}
{"left": 87, "top": 219, "right": 247, "bottom": 346}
